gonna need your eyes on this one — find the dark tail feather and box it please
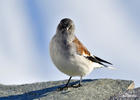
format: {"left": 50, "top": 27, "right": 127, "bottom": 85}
{"left": 85, "top": 55, "right": 115, "bottom": 69}
{"left": 93, "top": 56, "right": 112, "bottom": 65}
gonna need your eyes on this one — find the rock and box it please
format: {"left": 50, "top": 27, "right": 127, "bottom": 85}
{"left": 110, "top": 87, "right": 140, "bottom": 100}
{"left": 0, "top": 79, "right": 134, "bottom": 100}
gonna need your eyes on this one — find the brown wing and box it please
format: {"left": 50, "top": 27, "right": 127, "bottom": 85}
{"left": 72, "top": 36, "right": 112, "bottom": 65}
{"left": 72, "top": 36, "right": 90, "bottom": 56}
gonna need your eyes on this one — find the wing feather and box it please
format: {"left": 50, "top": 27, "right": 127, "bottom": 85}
{"left": 72, "top": 36, "right": 90, "bottom": 56}
{"left": 72, "top": 36, "right": 112, "bottom": 66}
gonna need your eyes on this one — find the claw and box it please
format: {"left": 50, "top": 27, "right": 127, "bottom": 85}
{"left": 78, "top": 83, "right": 82, "bottom": 87}
{"left": 57, "top": 86, "right": 69, "bottom": 91}
{"left": 71, "top": 83, "right": 82, "bottom": 88}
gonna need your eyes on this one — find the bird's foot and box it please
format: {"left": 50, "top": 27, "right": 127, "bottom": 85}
{"left": 57, "top": 82, "right": 82, "bottom": 91}
{"left": 57, "top": 85, "right": 69, "bottom": 91}
{"left": 71, "top": 83, "right": 82, "bottom": 88}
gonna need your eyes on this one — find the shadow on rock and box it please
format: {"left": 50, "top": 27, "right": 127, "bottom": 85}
{"left": 0, "top": 79, "right": 95, "bottom": 100}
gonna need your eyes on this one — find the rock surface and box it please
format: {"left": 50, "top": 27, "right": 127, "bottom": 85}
{"left": 0, "top": 79, "right": 136, "bottom": 100}
{"left": 110, "top": 87, "right": 140, "bottom": 100}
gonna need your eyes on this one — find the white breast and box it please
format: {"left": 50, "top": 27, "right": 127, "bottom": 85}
{"left": 50, "top": 36, "right": 103, "bottom": 77}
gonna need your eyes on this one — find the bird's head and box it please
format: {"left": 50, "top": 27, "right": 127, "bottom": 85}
{"left": 57, "top": 18, "right": 75, "bottom": 34}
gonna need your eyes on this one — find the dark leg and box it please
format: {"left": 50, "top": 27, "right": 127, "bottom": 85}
{"left": 65, "top": 76, "right": 72, "bottom": 87}
{"left": 58, "top": 76, "right": 72, "bottom": 90}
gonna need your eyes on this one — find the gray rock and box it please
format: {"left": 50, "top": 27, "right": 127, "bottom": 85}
{"left": 0, "top": 79, "right": 134, "bottom": 100}
{"left": 110, "top": 87, "right": 140, "bottom": 100}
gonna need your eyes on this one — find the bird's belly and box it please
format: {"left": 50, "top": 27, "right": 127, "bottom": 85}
{"left": 50, "top": 40, "right": 97, "bottom": 77}
{"left": 51, "top": 49, "right": 94, "bottom": 76}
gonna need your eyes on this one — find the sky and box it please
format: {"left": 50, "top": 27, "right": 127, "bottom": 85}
{"left": 0, "top": 0, "right": 140, "bottom": 87}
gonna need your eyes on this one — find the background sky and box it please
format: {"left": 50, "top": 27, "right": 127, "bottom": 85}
{"left": 0, "top": 0, "right": 140, "bottom": 87}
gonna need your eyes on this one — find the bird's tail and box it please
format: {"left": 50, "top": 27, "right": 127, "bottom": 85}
{"left": 91, "top": 55, "right": 116, "bottom": 69}
{"left": 101, "top": 63, "right": 116, "bottom": 70}
{"left": 106, "top": 66, "right": 116, "bottom": 70}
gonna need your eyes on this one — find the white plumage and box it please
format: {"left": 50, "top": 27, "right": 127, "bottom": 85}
{"left": 49, "top": 18, "right": 114, "bottom": 89}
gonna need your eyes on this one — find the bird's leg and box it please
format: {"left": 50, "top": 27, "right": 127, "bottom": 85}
{"left": 58, "top": 76, "right": 72, "bottom": 90}
{"left": 65, "top": 76, "right": 72, "bottom": 87}
{"left": 78, "top": 76, "right": 82, "bottom": 87}
{"left": 72, "top": 76, "right": 82, "bottom": 88}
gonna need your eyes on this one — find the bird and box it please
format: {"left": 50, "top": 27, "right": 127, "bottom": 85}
{"left": 50, "top": 18, "right": 115, "bottom": 90}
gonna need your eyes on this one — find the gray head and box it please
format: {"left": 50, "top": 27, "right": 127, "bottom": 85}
{"left": 57, "top": 18, "right": 75, "bottom": 35}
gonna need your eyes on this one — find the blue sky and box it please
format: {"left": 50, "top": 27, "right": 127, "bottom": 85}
{"left": 0, "top": 0, "right": 140, "bottom": 87}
